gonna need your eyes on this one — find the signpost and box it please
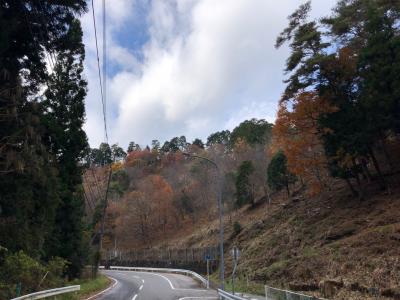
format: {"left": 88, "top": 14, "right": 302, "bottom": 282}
{"left": 205, "top": 254, "right": 211, "bottom": 288}
{"left": 230, "top": 246, "right": 240, "bottom": 295}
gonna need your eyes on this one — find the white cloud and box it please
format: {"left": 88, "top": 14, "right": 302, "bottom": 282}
{"left": 82, "top": 0, "right": 337, "bottom": 148}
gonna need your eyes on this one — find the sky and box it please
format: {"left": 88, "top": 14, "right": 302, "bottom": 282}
{"left": 81, "top": 0, "right": 338, "bottom": 149}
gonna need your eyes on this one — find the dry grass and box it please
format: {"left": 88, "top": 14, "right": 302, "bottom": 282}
{"left": 156, "top": 174, "right": 400, "bottom": 299}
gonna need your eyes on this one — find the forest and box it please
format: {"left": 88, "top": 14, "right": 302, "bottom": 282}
{"left": 85, "top": 0, "right": 400, "bottom": 253}
{"left": 1, "top": 0, "right": 400, "bottom": 299}
{"left": 0, "top": 1, "right": 90, "bottom": 298}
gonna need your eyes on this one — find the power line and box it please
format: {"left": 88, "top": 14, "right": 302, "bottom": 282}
{"left": 91, "top": 0, "right": 107, "bottom": 142}
{"left": 102, "top": 0, "right": 108, "bottom": 142}
{"left": 98, "top": 0, "right": 113, "bottom": 252}
{"left": 90, "top": 0, "right": 113, "bottom": 253}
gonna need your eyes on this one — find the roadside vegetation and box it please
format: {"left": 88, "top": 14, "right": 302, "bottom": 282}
{"left": 0, "top": 248, "right": 110, "bottom": 299}
{"left": 59, "top": 275, "right": 111, "bottom": 300}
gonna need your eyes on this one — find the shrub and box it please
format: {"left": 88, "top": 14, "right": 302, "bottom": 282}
{"left": 0, "top": 251, "right": 68, "bottom": 299}
{"left": 0, "top": 251, "right": 45, "bottom": 298}
{"left": 233, "top": 221, "right": 242, "bottom": 236}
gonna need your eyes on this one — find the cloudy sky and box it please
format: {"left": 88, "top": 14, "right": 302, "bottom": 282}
{"left": 81, "top": 0, "right": 337, "bottom": 149}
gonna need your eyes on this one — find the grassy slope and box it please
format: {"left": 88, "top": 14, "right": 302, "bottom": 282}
{"left": 60, "top": 275, "right": 111, "bottom": 300}
{"left": 160, "top": 175, "right": 400, "bottom": 300}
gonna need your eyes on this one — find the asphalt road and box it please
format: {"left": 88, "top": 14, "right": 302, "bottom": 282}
{"left": 96, "top": 270, "right": 219, "bottom": 300}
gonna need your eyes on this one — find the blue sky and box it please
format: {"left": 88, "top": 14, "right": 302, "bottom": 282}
{"left": 81, "top": 0, "right": 338, "bottom": 149}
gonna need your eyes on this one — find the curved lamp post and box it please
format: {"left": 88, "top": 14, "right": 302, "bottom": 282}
{"left": 183, "top": 152, "right": 225, "bottom": 290}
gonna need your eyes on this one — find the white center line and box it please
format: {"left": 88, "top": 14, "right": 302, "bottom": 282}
{"left": 139, "top": 284, "right": 143, "bottom": 291}
{"left": 132, "top": 294, "right": 138, "bottom": 300}
{"left": 140, "top": 272, "right": 207, "bottom": 291}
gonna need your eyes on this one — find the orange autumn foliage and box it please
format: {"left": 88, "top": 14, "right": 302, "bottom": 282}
{"left": 111, "top": 161, "right": 123, "bottom": 172}
{"left": 273, "top": 92, "right": 336, "bottom": 195}
{"left": 125, "top": 149, "right": 157, "bottom": 168}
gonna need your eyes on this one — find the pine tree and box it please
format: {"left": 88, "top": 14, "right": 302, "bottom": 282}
{"left": 267, "top": 151, "right": 295, "bottom": 197}
{"left": 0, "top": 0, "right": 87, "bottom": 266}
{"left": 42, "top": 20, "right": 88, "bottom": 277}
{"left": 235, "top": 161, "right": 255, "bottom": 207}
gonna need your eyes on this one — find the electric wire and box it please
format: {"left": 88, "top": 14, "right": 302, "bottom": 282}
{"left": 91, "top": 0, "right": 107, "bottom": 142}
{"left": 90, "top": 0, "right": 113, "bottom": 252}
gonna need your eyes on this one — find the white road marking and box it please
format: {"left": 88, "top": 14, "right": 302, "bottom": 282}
{"left": 132, "top": 294, "right": 138, "bottom": 300}
{"left": 178, "top": 297, "right": 218, "bottom": 300}
{"left": 84, "top": 277, "right": 118, "bottom": 300}
{"left": 141, "top": 279, "right": 144, "bottom": 284}
{"left": 140, "top": 272, "right": 208, "bottom": 291}
{"left": 139, "top": 284, "right": 143, "bottom": 291}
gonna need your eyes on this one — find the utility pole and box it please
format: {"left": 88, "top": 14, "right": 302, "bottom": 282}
{"left": 183, "top": 153, "right": 225, "bottom": 289}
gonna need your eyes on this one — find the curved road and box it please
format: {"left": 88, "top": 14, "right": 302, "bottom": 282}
{"left": 97, "top": 270, "right": 218, "bottom": 300}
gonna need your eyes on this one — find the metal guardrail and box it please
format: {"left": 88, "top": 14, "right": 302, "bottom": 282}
{"left": 109, "top": 266, "right": 208, "bottom": 288}
{"left": 265, "top": 285, "right": 326, "bottom": 300}
{"left": 218, "top": 288, "right": 248, "bottom": 300}
{"left": 10, "top": 285, "right": 80, "bottom": 300}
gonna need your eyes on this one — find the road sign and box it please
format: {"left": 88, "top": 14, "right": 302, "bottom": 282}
{"left": 230, "top": 246, "right": 240, "bottom": 295}
{"left": 230, "top": 246, "right": 240, "bottom": 261}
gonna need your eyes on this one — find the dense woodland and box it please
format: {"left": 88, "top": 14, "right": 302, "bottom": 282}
{"left": 0, "top": 0, "right": 89, "bottom": 298}
{"left": 1, "top": 0, "right": 400, "bottom": 298}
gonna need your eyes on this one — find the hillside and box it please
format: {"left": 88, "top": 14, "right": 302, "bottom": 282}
{"left": 156, "top": 175, "right": 400, "bottom": 300}
{"left": 81, "top": 1, "right": 400, "bottom": 299}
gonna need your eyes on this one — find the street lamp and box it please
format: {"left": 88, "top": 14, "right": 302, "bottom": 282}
{"left": 183, "top": 152, "right": 225, "bottom": 290}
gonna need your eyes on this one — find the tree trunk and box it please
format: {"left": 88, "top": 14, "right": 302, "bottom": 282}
{"left": 368, "top": 146, "right": 387, "bottom": 190}
{"left": 352, "top": 158, "right": 365, "bottom": 201}
{"left": 380, "top": 134, "right": 394, "bottom": 173}
{"left": 286, "top": 183, "right": 290, "bottom": 198}
{"left": 344, "top": 177, "right": 358, "bottom": 197}
{"left": 265, "top": 185, "right": 271, "bottom": 205}
{"left": 360, "top": 158, "right": 372, "bottom": 183}
{"left": 299, "top": 175, "right": 305, "bottom": 188}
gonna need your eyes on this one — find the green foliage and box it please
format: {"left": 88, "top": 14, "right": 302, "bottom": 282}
{"left": 87, "top": 143, "right": 117, "bottom": 166}
{"left": 99, "top": 143, "right": 113, "bottom": 165}
{"left": 58, "top": 275, "right": 110, "bottom": 300}
{"left": 235, "top": 161, "right": 255, "bottom": 207}
{"left": 111, "top": 144, "right": 127, "bottom": 161}
{"left": 0, "top": 250, "right": 106, "bottom": 300}
{"left": 110, "top": 170, "right": 130, "bottom": 196}
{"left": 230, "top": 118, "right": 273, "bottom": 147}
{"left": 192, "top": 138, "right": 205, "bottom": 149}
{"left": 151, "top": 140, "right": 160, "bottom": 152}
{"left": 161, "top": 136, "right": 188, "bottom": 153}
{"left": 128, "top": 141, "right": 141, "bottom": 153}
{"left": 277, "top": 0, "right": 400, "bottom": 191}
{"left": 206, "top": 130, "right": 231, "bottom": 147}
{"left": 46, "top": 257, "right": 69, "bottom": 287}
{"left": 0, "top": 251, "right": 67, "bottom": 299}
{"left": 0, "top": 251, "right": 45, "bottom": 298}
{"left": 179, "top": 193, "right": 194, "bottom": 215}
{"left": 41, "top": 19, "right": 89, "bottom": 279}
{"left": 1, "top": 0, "right": 90, "bottom": 282}
{"left": 267, "top": 151, "right": 295, "bottom": 195}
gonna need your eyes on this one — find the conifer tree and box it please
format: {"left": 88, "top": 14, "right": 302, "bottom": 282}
{"left": 42, "top": 19, "right": 88, "bottom": 277}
